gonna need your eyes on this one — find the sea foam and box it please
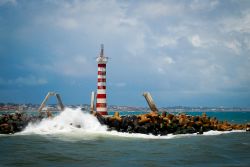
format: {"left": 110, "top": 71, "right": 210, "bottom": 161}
{"left": 22, "top": 108, "right": 107, "bottom": 134}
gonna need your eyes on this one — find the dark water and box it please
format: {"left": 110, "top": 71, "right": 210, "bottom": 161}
{"left": 0, "top": 111, "right": 250, "bottom": 167}
{"left": 111, "top": 111, "right": 250, "bottom": 124}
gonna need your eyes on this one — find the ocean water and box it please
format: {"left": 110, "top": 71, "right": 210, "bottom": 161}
{"left": 0, "top": 108, "right": 250, "bottom": 167}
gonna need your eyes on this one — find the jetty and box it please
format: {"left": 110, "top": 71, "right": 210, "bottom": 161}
{"left": 0, "top": 92, "right": 250, "bottom": 135}
{"left": 93, "top": 92, "right": 250, "bottom": 135}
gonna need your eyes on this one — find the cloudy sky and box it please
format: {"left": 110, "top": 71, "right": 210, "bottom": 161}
{"left": 0, "top": 0, "right": 250, "bottom": 107}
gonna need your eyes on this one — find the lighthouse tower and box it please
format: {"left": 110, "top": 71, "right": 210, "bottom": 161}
{"left": 96, "top": 44, "right": 108, "bottom": 115}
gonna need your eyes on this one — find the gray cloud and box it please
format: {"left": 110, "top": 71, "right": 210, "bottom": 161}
{"left": 0, "top": 0, "right": 250, "bottom": 106}
{"left": 0, "top": 75, "right": 48, "bottom": 86}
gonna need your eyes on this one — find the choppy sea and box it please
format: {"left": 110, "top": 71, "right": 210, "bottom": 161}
{"left": 0, "top": 108, "right": 250, "bottom": 167}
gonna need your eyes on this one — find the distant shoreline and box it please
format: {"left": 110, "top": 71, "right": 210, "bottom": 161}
{"left": 1, "top": 103, "right": 250, "bottom": 112}
{"left": 1, "top": 109, "right": 250, "bottom": 113}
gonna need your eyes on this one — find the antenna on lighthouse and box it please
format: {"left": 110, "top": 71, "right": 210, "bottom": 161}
{"left": 100, "top": 44, "right": 104, "bottom": 57}
{"left": 96, "top": 44, "right": 108, "bottom": 63}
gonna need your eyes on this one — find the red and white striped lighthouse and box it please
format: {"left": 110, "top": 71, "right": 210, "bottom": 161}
{"left": 96, "top": 44, "right": 108, "bottom": 115}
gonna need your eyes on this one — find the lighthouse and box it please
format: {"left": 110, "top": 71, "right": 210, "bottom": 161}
{"left": 96, "top": 44, "right": 108, "bottom": 115}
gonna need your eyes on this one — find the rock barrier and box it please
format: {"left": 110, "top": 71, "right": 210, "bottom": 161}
{"left": 1, "top": 111, "right": 249, "bottom": 135}
{"left": 0, "top": 112, "right": 44, "bottom": 134}
{"left": 96, "top": 112, "right": 250, "bottom": 136}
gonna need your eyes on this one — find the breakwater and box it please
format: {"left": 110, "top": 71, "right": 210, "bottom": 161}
{"left": 1, "top": 110, "right": 250, "bottom": 135}
{"left": 96, "top": 111, "right": 250, "bottom": 135}
{"left": 0, "top": 112, "right": 43, "bottom": 134}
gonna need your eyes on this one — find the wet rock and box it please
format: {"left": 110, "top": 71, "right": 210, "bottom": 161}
{"left": 246, "top": 123, "right": 250, "bottom": 131}
{"left": 95, "top": 112, "right": 107, "bottom": 125}
{"left": 186, "top": 126, "right": 196, "bottom": 134}
{"left": 112, "top": 120, "right": 121, "bottom": 131}
{"left": 76, "top": 125, "right": 81, "bottom": 128}
{"left": 159, "top": 130, "right": 169, "bottom": 136}
{"left": 0, "top": 112, "right": 46, "bottom": 134}
{"left": 127, "top": 125, "right": 134, "bottom": 133}
{"left": 0, "top": 123, "right": 14, "bottom": 134}
{"left": 198, "top": 126, "right": 203, "bottom": 135}
{"left": 136, "top": 126, "right": 148, "bottom": 134}
{"left": 173, "top": 127, "right": 182, "bottom": 135}
{"left": 203, "top": 124, "right": 211, "bottom": 132}
{"left": 120, "top": 117, "right": 129, "bottom": 131}
{"left": 161, "top": 112, "right": 167, "bottom": 118}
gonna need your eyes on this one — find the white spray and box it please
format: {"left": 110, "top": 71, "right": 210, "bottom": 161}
{"left": 23, "top": 108, "right": 107, "bottom": 134}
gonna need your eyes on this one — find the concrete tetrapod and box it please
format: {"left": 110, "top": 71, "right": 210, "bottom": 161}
{"left": 94, "top": 112, "right": 250, "bottom": 136}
